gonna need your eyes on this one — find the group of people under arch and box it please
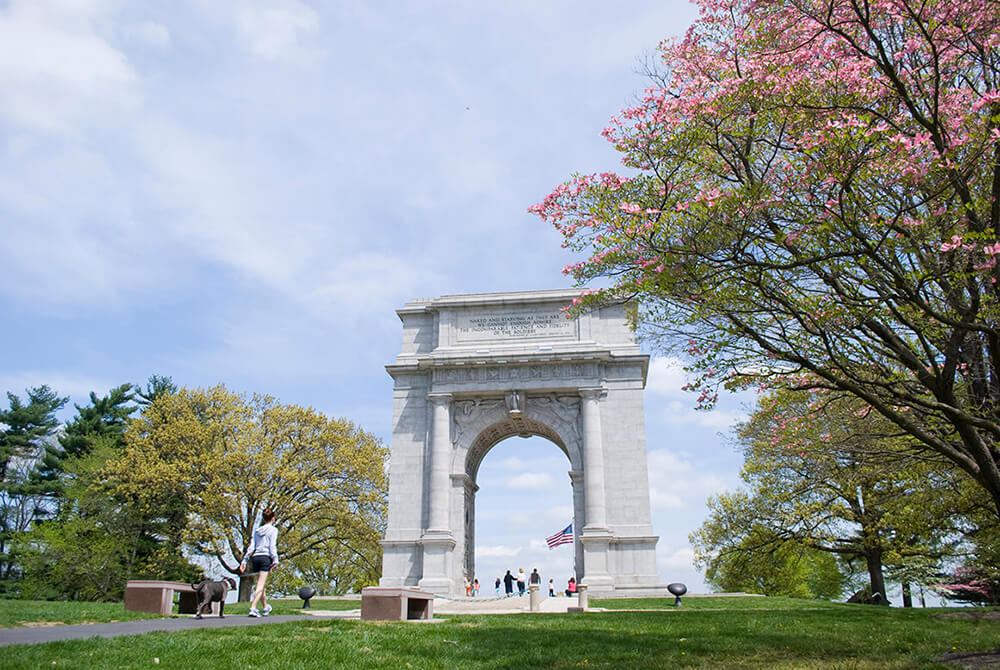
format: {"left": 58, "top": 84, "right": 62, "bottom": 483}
{"left": 466, "top": 569, "right": 579, "bottom": 598}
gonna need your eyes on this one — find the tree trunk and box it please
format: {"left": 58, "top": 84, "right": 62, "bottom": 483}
{"left": 864, "top": 547, "right": 888, "bottom": 605}
{"left": 902, "top": 581, "right": 912, "bottom": 608}
{"left": 238, "top": 575, "right": 255, "bottom": 602}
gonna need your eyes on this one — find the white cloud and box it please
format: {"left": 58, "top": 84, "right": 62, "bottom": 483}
{"left": 647, "top": 448, "right": 734, "bottom": 513}
{"left": 645, "top": 357, "right": 754, "bottom": 430}
{"left": 124, "top": 21, "right": 170, "bottom": 48}
{"left": 476, "top": 544, "right": 519, "bottom": 558}
{"left": 495, "top": 456, "right": 528, "bottom": 471}
{"left": 507, "top": 472, "right": 553, "bottom": 490}
{"left": 0, "top": 0, "right": 138, "bottom": 134}
{"left": 645, "top": 356, "right": 689, "bottom": 398}
{"left": 544, "top": 505, "right": 573, "bottom": 522}
{"left": 235, "top": 0, "right": 320, "bottom": 63}
{"left": 657, "top": 545, "right": 696, "bottom": 571}
{"left": 650, "top": 399, "right": 748, "bottom": 431}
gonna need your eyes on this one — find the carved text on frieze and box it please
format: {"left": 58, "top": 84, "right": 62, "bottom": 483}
{"left": 455, "top": 309, "right": 576, "bottom": 342}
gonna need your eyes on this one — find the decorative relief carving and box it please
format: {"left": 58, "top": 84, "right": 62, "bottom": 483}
{"left": 452, "top": 398, "right": 502, "bottom": 445}
{"left": 432, "top": 362, "right": 599, "bottom": 385}
{"left": 527, "top": 393, "right": 581, "bottom": 443}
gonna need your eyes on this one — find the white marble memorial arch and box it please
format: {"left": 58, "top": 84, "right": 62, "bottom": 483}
{"left": 379, "top": 289, "right": 660, "bottom": 597}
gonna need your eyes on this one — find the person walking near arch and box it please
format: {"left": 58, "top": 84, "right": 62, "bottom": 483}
{"left": 517, "top": 568, "right": 526, "bottom": 596}
{"left": 529, "top": 568, "right": 541, "bottom": 592}
{"left": 240, "top": 508, "right": 279, "bottom": 617}
{"left": 503, "top": 570, "right": 515, "bottom": 597}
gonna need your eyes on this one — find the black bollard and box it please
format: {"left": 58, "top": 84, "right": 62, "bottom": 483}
{"left": 298, "top": 586, "right": 317, "bottom": 608}
{"left": 667, "top": 582, "right": 687, "bottom": 607}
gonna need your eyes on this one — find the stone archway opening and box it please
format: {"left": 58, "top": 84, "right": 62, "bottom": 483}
{"left": 466, "top": 431, "right": 580, "bottom": 593}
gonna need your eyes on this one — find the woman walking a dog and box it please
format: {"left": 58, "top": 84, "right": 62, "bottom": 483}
{"left": 240, "top": 508, "right": 279, "bottom": 617}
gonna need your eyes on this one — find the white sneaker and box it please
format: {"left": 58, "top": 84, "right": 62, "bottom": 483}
{"left": 262, "top": 605, "right": 272, "bottom": 616}
{"left": 248, "top": 608, "right": 260, "bottom": 617}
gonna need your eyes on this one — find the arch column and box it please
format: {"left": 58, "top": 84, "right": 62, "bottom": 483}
{"left": 569, "top": 469, "right": 585, "bottom": 581}
{"left": 580, "top": 388, "right": 608, "bottom": 531}
{"left": 419, "top": 393, "right": 455, "bottom": 593}
{"left": 579, "top": 387, "right": 614, "bottom": 589}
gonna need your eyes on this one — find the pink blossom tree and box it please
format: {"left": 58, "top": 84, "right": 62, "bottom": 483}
{"left": 532, "top": 0, "right": 1000, "bottom": 517}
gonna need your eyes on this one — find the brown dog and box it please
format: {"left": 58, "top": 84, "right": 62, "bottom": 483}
{"left": 192, "top": 577, "right": 237, "bottom": 618}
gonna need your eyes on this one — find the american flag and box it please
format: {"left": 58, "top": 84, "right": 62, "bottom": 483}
{"left": 546, "top": 523, "right": 573, "bottom": 549}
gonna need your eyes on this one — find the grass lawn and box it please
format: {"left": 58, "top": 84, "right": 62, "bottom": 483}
{"left": 222, "top": 597, "right": 361, "bottom": 616}
{"left": 0, "top": 600, "right": 163, "bottom": 628}
{"left": 0, "top": 597, "right": 358, "bottom": 627}
{"left": 1, "top": 597, "right": 998, "bottom": 669}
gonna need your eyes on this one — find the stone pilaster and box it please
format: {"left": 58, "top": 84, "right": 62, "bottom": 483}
{"left": 579, "top": 387, "right": 613, "bottom": 589}
{"left": 426, "top": 393, "right": 453, "bottom": 532}
{"left": 419, "top": 393, "right": 455, "bottom": 593}
{"left": 569, "top": 469, "right": 585, "bottom": 581}
{"left": 580, "top": 388, "right": 607, "bottom": 531}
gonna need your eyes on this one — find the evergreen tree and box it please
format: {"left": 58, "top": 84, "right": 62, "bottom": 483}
{"left": 0, "top": 386, "right": 67, "bottom": 584}
{"left": 0, "top": 386, "right": 66, "bottom": 482}
{"left": 135, "top": 375, "right": 177, "bottom": 406}
{"left": 28, "top": 384, "right": 136, "bottom": 505}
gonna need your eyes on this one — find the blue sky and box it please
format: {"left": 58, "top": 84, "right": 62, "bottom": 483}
{"left": 0, "top": 0, "right": 752, "bottom": 593}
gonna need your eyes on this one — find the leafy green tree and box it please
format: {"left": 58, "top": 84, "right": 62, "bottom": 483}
{"left": 271, "top": 523, "right": 384, "bottom": 596}
{"left": 108, "top": 386, "right": 388, "bottom": 600}
{"left": 18, "top": 436, "right": 202, "bottom": 601}
{"left": 695, "top": 511, "right": 844, "bottom": 598}
{"left": 692, "top": 389, "right": 960, "bottom": 601}
{"left": 0, "top": 386, "right": 67, "bottom": 586}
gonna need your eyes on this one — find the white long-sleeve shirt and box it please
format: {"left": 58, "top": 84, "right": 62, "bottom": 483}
{"left": 241, "top": 523, "right": 279, "bottom": 566}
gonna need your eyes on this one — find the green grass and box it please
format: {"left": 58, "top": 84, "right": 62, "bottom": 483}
{"left": 0, "top": 597, "right": 358, "bottom": 627}
{"left": 2, "top": 598, "right": 999, "bottom": 669}
{"left": 592, "top": 595, "right": 833, "bottom": 611}
{"left": 0, "top": 600, "right": 163, "bottom": 628}
{"left": 223, "top": 597, "right": 361, "bottom": 615}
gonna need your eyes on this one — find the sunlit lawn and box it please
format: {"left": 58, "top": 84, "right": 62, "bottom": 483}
{"left": 2, "top": 597, "right": 998, "bottom": 669}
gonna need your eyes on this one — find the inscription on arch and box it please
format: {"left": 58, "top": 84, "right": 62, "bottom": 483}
{"left": 456, "top": 308, "right": 576, "bottom": 341}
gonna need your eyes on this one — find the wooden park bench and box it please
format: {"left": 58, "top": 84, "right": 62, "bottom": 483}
{"left": 124, "top": 580, "right": 218, "bottom": 616}
{"left": 360, "top": 587, "right": 434, "bottom": 621}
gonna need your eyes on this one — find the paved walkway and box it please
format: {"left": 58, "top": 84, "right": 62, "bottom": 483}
{"left": 0, "top": 595, "right": 585, "bottom": 647}
{"left": 0, "top": 615, "right": 304, "bottom": 647}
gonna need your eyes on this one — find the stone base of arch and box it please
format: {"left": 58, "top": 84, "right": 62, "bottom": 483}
{"left": 380, "top": 533, "right": 661, "bottom": 597}
{"left": 416, "top": 531, "right": 455, "bottom": 593}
